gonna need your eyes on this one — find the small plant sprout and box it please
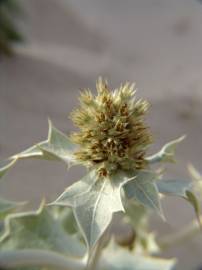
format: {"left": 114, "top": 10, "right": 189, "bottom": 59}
{"left": 0, "top": 78, "right": 201, "bottom": 270}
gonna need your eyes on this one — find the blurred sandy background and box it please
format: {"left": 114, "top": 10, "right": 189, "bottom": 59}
{"left": 0, "top": 0, "right": 202, "bottom": 269}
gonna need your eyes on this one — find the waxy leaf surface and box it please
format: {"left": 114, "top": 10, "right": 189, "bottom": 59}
{"left": 13, "top": 120, "right": 76, "bottom": 164}
{"left": 0, "top": 121, "right": 76, "bottom": 181}
{"left": 52, "top": 170, "right": 132, "bottom": 249}
{"left": 157, "top": 179, "right": 191, "bottom": 197}
{"left": 0, "top": 197, "right": 24, "bottom": 220}
{"left": 146, "top": 136, "right": 185, "bottom": 164}
{"left": 158, "top": 178, "right": 201, "bottom": 225}
{"left": 124, "top": 171, "right": 164, "bottom": 219}
{"left": 0, "top": 159, "right": 17, "bottom": 179}
{"left": 0, "top": 203, "right": 85, "bottom": 258}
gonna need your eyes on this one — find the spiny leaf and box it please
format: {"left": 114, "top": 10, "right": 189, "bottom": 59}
{"left": 157, "top": 179, "right": 192, "bottom": 197}
{"left": 50, "top": 205, "right": 78, "bottom": 235}
{"left": 51, "top": 170, "right": 132, "bottom": 250}
{"left": 12, "top": 141, "right": 48, "bottom": 160}
{"left": 0, "top": 197, "right": 25, "bottom": 220}
{"left": 188, "top": 164, "right": 202, "bottom": 180}
{"left": 188, "top": 165, "right": 202, "bottom": 225}
{"left": 188, "top": 164, "right": 202, "bottom": 196}
{"left": 0, "top": 159, "right": 17, "bottom": 179}
{"left": 0, "top": 202, "right": 85, "bottom": 258}
{"left": 0, "top": 120, "right": 77, "bottom": 180}
{"left": 123, "top": 171, "right": 164, "bottom": 220}
{"left": 99, "top": 239, "right": 176, "bottom": 270}
{"left": 157, "top": 178, "right": 201, "bottom": 226}
{"left": 38, "top": 120, "right": 77, "bottom": 164}
{"left": 146, "top": 136, "right": 186, "bottom": 164}
{"left": 13, "top": 120, "right": 76, "bottom": 164}
{"left": 186, "top": 190, "right": 201, "bottom": 226}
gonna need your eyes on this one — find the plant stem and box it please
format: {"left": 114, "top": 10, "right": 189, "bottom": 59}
{"left": 159, "top": 216, "right": 202, "bottom": 250}
{"left": 87, "top": 232, "right": 109, "bottom": 270}
{"left": 0, "top": 249, "right": 84, "bottom": 270}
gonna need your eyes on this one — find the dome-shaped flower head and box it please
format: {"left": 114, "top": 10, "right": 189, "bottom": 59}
{"left": 70, "top": 78, "right": 152, "bottom": 176}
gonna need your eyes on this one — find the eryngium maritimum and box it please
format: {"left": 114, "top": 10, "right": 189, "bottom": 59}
{"left": 70, "top": 78, "right": 152, "bottom": 176}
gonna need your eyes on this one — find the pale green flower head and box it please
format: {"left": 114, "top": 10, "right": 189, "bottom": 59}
{"left": 70, "top": 78, "right": 152, "bottom": 176}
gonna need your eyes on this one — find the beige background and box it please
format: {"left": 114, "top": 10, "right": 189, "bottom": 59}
{"left": 0, "top": 0, "right": 202, "bottom": 269}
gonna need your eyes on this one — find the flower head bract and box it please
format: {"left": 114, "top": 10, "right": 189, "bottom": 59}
{"left": 70, "top": 78, "right": 152, "bottom": 176}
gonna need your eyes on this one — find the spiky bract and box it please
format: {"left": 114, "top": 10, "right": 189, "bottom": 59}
{"left": 70, "top": 78, "right": 152, "bottom": 176}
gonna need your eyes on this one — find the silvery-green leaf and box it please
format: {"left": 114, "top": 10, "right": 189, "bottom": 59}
{"left": 13, "top": 120, "right": 76, "bottom": 164}
{"left": 52, "top": 170, "right": 131, "bottom": 249}
{"left": 99, "top": 239, "right": 176, "bottom": 270}
{"left": 0, "top": 197, "right": 24, "bottom": 220}
{"left": 157, "top": 178, "right": 201, "bottom": 225}
{"left": 124, "top": 171, "right": 164, "bottom": 219}
{"left": 188, "top": 164, "right": 202, "bottom": 198}
{"left": 146, "top": 136, "right": 185, "bottom": 164}
{"left": 0, "top": 120, "right": 77, "bottom": 180}
{"left": 185, "top": 190, "right": 201, "bottom": 226}
{"left": 157, "top": 179, "right": 191, "bottom": 197}
{"left": 188, "top": 164, "right": 202, "bottom": 181}
{"left": 13, "top": 141, "right": 49, "bottom": 160}
{"left": 0, "top": 159, "right": 17, "bottom": 179}
{"left": 0, "top": 249, "right": 84, "bottom": 270}
{"left": 38, "top": 120, "right": 77, "bottom": 164}
{"left": 50, "top": 205, "right": 78, "bottom": 235}
{"left": 188, "top": 165, "right": 202, "bottom": 223}
{"left": 0, "top": 203, "right": 85, "bottom": 258}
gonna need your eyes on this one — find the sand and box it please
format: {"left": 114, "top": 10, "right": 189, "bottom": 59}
{"left": 0, "top": 0, "right": 202, "bottom": 269}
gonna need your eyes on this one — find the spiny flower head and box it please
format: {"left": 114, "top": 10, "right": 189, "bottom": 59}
{"left": 70, "top": 78, "right": 152, "bottom": 176}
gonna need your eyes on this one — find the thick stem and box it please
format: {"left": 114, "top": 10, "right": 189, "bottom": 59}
{"left": 159, "top": 216, "right": 202, "bottom": 250}
{"left": 0, "top": 249, "right": 84, "bottom": 270}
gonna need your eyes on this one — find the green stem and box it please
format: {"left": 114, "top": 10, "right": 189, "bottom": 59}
{"left": 0, "top": 249, "right": 85, "bottom": 270}
{"left": 159, "top": 216, "right": 202, "bottom": 250}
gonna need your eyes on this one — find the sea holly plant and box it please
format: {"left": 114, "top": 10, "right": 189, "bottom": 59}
{"left": 0, "top": 79, "right": 201, "bottom": 270}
